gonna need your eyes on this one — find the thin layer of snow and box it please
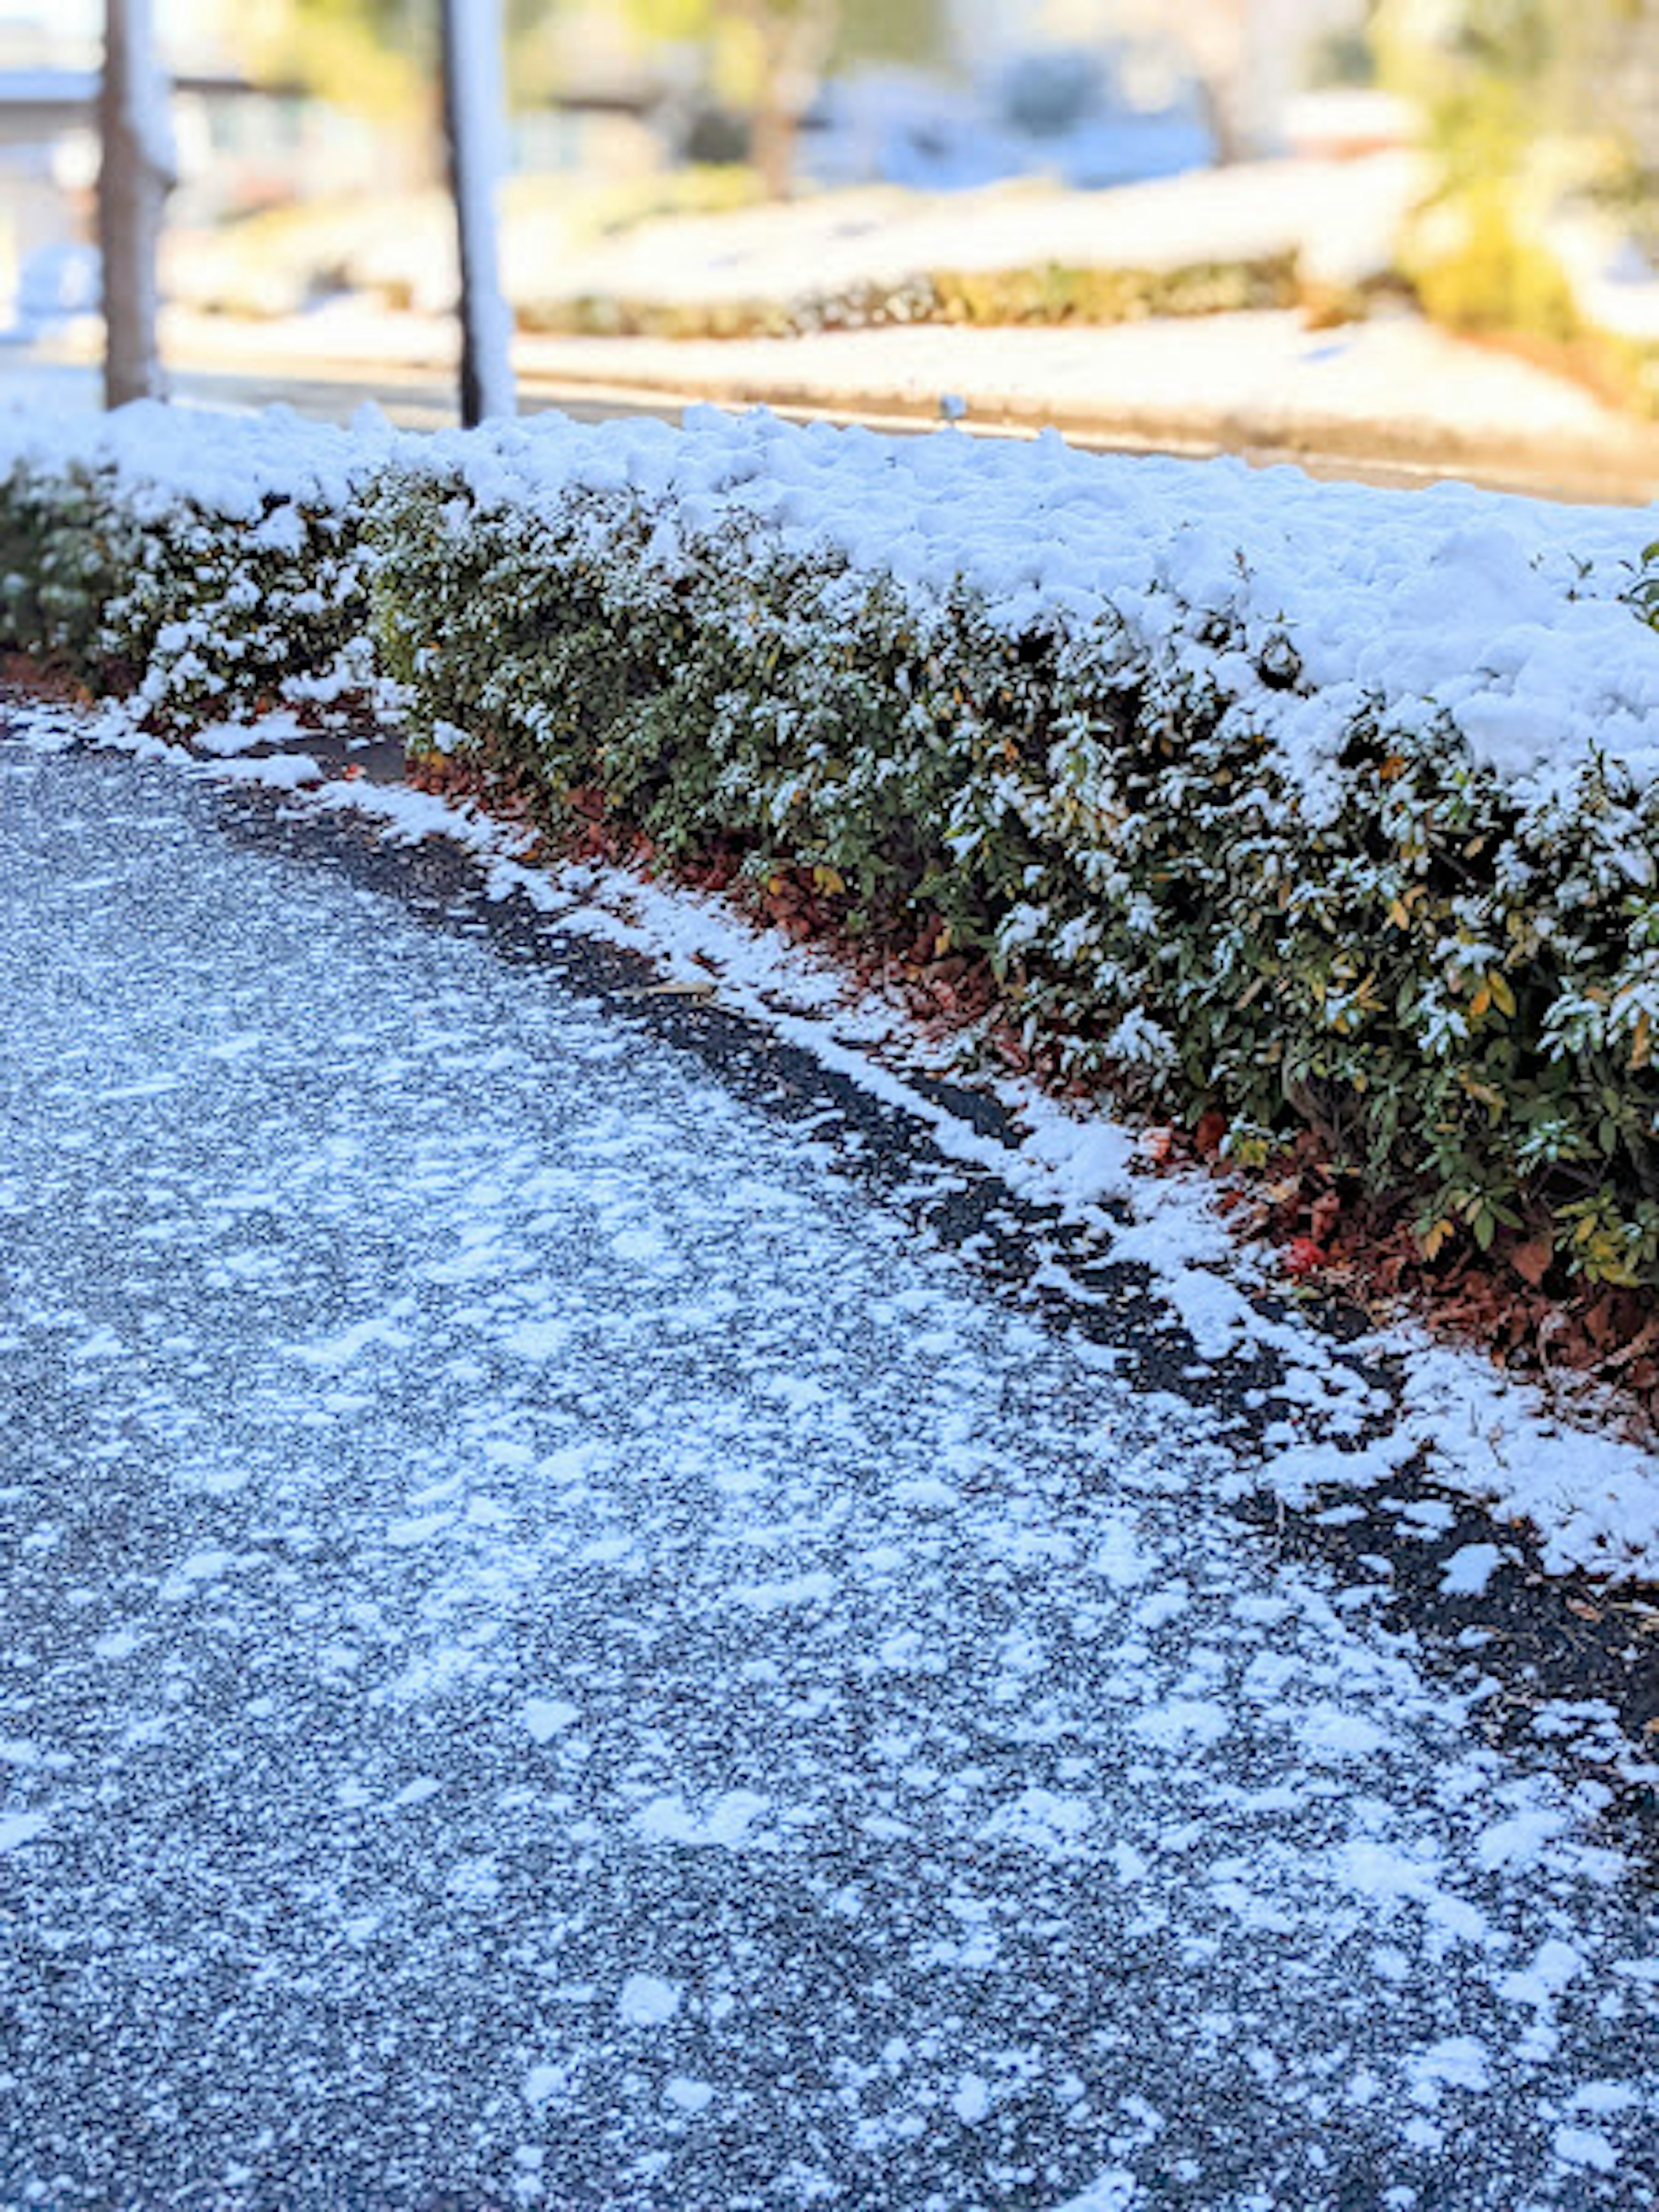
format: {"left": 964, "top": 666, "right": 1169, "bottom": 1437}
{"left": 48, "top": 696, "right": 1657, "bottom": 1590}
{"left": 516, "top": 849, "right": 1659, "bottom": 1586}
{"left": 2, "top": 726, "right": 1657, "bottom": 2206}
{"left": 312, "top": 752, "right": 1659, "bottom": 1587}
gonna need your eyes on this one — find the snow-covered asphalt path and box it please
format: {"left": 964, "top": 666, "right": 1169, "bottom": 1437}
{"left": 2, "top": 730, "right": 1656, "bottom": 2211}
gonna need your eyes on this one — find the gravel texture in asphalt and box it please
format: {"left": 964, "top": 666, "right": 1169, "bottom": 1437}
{"left": 3, "top": 728, "right": 1657, "bottom": 2210}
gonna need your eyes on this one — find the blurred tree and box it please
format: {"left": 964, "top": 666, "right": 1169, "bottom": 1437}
{"left": 836, "top": 0, "right": 945, "bottom": 70}
{"left": 625, "top": 0, "right": 840, "bottom": 196}
{"left": 100, "top": 0, "right": 175, "bottom": 407}
{"left": 236, "top": 0, "right": 430, "bottom": 123}
{"left": 1374, "top": 0, "right": 1653, "bottom": 184}
{"left": 233, "top": 0, "right": 559, "bottom": 136}
{"left": 1376, "top": 0, "right": 1657, "bottom": 335}
{"left": 623, "top": 0, "right": 946, "bottom": 194}
{"left": 235, "top": 0, "right": 949, "bottom": 196}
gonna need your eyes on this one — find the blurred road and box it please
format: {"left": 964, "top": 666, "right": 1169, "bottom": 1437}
{"left": 0, "top": 350, "right": 667, "bottom": 434}
{"left": 9, "top": 325, "right": 1652, "bottom": 502}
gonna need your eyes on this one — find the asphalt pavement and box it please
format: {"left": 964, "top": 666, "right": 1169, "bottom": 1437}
{"left": 3, "top": 720, "right": 1658, "bottom": 2210}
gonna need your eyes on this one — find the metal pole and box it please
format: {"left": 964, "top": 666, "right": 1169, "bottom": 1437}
{"left": 98, "top": 0, "right": 174, "bottom": 409}
{"left": 439, "top": 0, "right": 515, "bottom": 426}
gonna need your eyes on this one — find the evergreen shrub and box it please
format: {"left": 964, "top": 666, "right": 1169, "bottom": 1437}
{"left": 0, "top": 418, "right": 380, "bottom": 719}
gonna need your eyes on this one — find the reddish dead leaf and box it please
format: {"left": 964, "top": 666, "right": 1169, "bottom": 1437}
{"left": 1309, "top": 1190, "right": 1341, "bottom": 1244}
{"left": 1284, "top": 1237, "right": 1329, "bottom": 1280}
{"left": 1585, "top": 1296, "right": 1622, "bottom": 1348}
{"left": 1193, "top": 1108, "right": 1228, "bottom": 1157}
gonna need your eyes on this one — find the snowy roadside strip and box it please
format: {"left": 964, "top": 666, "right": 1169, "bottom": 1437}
{"left": 14, "top": 689, "right": 1659, "bottom": 1625}
{"left": 1, "top": 394, "right": 1656, "bottom": 1587}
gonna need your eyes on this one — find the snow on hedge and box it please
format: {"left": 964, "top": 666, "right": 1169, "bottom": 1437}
{"left": 420, "top": 402, "right": 1657, "bottom": 801}
{"left": 3, "top": 396, "right": 1651, "bottom": 795}
{"left": 0, "top": 397, "right": 385, "bottom": 519}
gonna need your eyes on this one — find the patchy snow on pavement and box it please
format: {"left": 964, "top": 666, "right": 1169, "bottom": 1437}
{"left": 241, "top": 731, "right": 1659, "bottom": 1591}
{"left": 20, "top": 693, "right": 1659, "bottom": 1592}
{"left": 3, "top": 724, "right": 1657, "bottom": 2208}
{"left": 18, "top": 693, "right": 1659, "bottom": 1589}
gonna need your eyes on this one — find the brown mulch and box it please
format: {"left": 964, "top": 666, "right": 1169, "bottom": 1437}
{"left": 0, "top": 651, "right": 95, "bottom": 704}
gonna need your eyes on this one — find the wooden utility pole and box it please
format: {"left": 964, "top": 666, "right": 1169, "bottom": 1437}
{"left": 439, "top": 0, "right": 515, "bottom": 426}
{"left": 98, "top": 0, "right": 173, "bottom": 409}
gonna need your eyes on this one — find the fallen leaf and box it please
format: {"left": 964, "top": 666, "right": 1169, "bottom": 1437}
{"left": 1193, "top": 1108, "right": 1228, "bottom": 1157}
{"left": 1285, "top": 1237, "right": 1328, "bottom": 1279}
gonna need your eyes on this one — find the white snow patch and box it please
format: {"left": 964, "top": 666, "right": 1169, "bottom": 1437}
{"left": 1498, "top": 1939, "right": 1586, "bottom": 2007}
{"left": 633, "top": 1790, "right": 769, "bottom": 1848}
{"left": 1046, "top": 2172, "right": 1141, "bottom": 2212}
{"left": 1440, "top": 1543, "right": 1506, "bottom": 1596}
{"left": 193, "top": 712, "right": 310, "bottom": 756}
{"left": 1129, "top": 1699, "right": 1229, "bottom": 1751}
{"left": 1088, "top": 1515, "right": 1157, "bottom": 1588}
{"left": 979, "top": 1788, "right": 1094, "bottom": 1857}
{"left": 1477, "top": 1808, "right": 1570, "bottom": 1872}
{"left": 207, "top": 753, "right": 324, "bottom": 791}
{"left": 726, "top": 1570, "right": 837, "bottom": 1611}
{"left": 664, "top": 2076, "right": 715, "bottom": 2114}
{"left": 523, "top": 2061, "right": 570, "bottom": 2105}
{"left": 952, "top": 2073, "right": 992, "bottom": 2123}
{"left": 1292, "top": 1704, "right": 1394, "bottom": 1762}
{"left": 1553, "top": 2124, "right": 1619, "bottom": 2173}
{"left": 522, "top": 1697, "right": 580, "bottom": 1744}
{"left": 1406, "top": 2036, "right": 1492, "bottom": 2102}
{"left": 617, "top": 1974, "right": 680, "bottom": 2027}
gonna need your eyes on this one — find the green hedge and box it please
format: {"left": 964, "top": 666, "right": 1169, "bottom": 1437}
{"left": 515, "top": 253, "right": 1301, "bottom": 342}
{"left": 365, "top": 454, "right": 1659, "bottom": 1289}
{"left": 0, "top": 433, "right": 379, "bottom": 721}
{"left": 3, "top": 407, "right": 1656, "bottom": 1292}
